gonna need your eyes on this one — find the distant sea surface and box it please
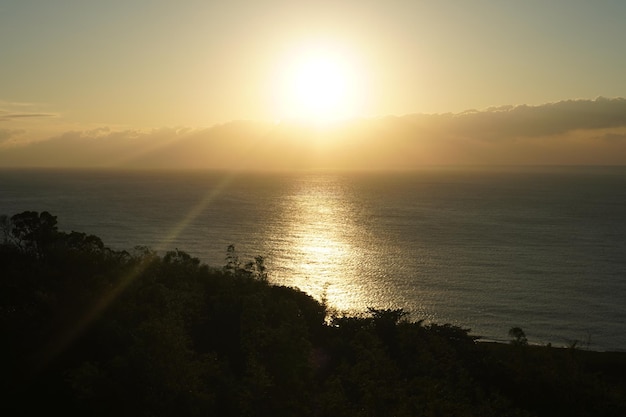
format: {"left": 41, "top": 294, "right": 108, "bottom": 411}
{"left": 2, "top": 167, "right": 626, "bottom": 351}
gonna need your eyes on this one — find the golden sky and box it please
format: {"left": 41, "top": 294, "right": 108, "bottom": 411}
{"left": 2, "top": 1, "right": 626, "bottom": 168}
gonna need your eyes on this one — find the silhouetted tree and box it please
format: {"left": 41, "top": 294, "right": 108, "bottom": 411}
{"left": 0, "top": 214, "right": 11, "bottom": 244}
{"left": 224, "top": 245, "right": 268, "bottom": 281}
{"left": 61, "top": 231, "right": 105, "bottom": 253}
{"left": 509, "top": 327, "right": 528, "bottom": 346}
{"left": 9, "top": 210, "right": 58, "bottom": 257}
{"left": 245, "top": 255, "right": 268, "bottom": 282}
{"left": 224, "top": 244, "right": 240, "bottom": 275}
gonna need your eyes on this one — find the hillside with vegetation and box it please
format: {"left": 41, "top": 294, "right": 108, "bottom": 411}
{"left": 2, "top": 211, "right": 626, "bottom": 416}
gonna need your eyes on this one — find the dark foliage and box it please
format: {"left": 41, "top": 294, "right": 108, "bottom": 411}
{"left": 1, "top": 211, "right": 625, "bottom": 416}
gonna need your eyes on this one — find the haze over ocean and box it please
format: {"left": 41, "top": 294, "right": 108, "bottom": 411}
{"left": 2, "top": 166, "right": 625, "bottom": 351}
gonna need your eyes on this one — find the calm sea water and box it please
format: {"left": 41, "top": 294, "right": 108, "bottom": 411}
{"left": 2, "top": 167, "right": 626, "bottom": 351}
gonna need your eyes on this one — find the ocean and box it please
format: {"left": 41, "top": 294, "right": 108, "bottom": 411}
{"left": 1, "top": 166, "right": 626, "bottom": 351}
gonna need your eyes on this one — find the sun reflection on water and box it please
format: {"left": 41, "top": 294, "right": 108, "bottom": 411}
{"left": 269, "top": 174, "right": 373, "bottom": 313}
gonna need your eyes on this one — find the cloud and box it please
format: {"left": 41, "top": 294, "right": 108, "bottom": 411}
{"left": 0, "top": 128, "right": 25, "bottom": 143}
{"left": 401, "top": 97, "right": 626, "bottom": 141}
{"left": 0, "top": 123, "right": 280, "bottom": 169}
{"left": 598, "top": 132, "right": 626, "bottom": 143}
{"left": 1, "top": 98, "right": 626, "bottom": 169}
{"left": 0, "top": 100, "right": 58, "bottom": 122}
{"left": 0, "top": 111, "right": 57, "bottom": 121}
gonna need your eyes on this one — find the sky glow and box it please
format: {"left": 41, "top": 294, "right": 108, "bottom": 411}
{"left": 1, "top": 1, "right": 626, "bottom": 167}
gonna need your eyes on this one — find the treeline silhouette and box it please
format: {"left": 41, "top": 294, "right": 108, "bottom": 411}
{"left": 1, "top": 211, "right": 625, "bottom": 416}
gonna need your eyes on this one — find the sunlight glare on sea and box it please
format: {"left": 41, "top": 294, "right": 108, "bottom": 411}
{"left": 267, "top": 174, "right": 372, "bottom": 313}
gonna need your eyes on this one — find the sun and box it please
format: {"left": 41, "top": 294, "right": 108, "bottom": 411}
{"left": 290, "top": 55, "right": 350, "bottom": 120}
{"left": 274, "top": 44, "right": 361, "bottom": 123}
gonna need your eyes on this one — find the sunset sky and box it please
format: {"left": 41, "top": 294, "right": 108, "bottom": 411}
{"left": 2, "top": 0, "right": 626, "bottom": 169}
